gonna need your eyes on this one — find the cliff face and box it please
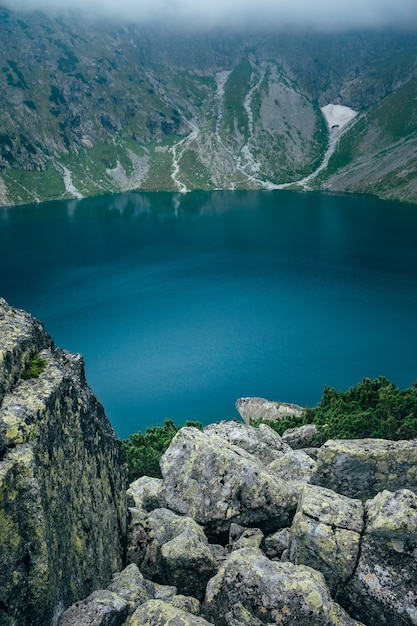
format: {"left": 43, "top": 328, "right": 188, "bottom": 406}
{"left": 0, "top": 298, "right": 126, "bottom": 626}
{"left": 0, "top": 7, "right": 416, "bottom": 205}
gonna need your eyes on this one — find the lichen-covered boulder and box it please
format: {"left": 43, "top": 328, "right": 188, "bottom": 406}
{"left": 268, "top": 449, "right": 316, "bottom": 493}
{"left": 202, "top": 547, "right": 362, "bottom": 625}
{"left": 129, "top": 599, "right": 214, "bottom": 626}
{"left": 341, "top": 489, "right": 417, "bottom": 626}
{"left": 282, "top": 424, "right": 320, "bottom": 449}
{"left": 311, "top": 438, "right": 417, "bottom": 499}
{"left": 126, "top": 507, "right": 217, "bottom": 599}
{"left": 235, "top": 397, "right": 303, "bottom": 425}
{"left": 160, "top": 427, "right": 298, "bottom": 534}
{"left": 127, "top": 476, "right": 165, "bottom": 511}
{"left": 57, "top": 590, "right": 129, "bottom": 626}
{"left": 204, "top": 420, "right": 290, "bottom": 464}
{"left": 288, "top": 484, "right": 364, "bottom": 595}
{"left": 263, "top": 527, "right": 290, "bottom": 560}
{"left": 107, "top": 564, "right": 151, "bottom": 615}
{"left": 0, "top": 299, "right": 126, "bottom": 626}
{"left": 231, "top": 527, "right": 264, "bottom": 551}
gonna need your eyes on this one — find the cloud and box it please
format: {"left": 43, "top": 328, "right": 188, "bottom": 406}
{"left": 6, "top": 0, "right": 417, "bottom": 29}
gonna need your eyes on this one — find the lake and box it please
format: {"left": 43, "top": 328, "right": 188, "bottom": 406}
{"left": 1, "top": 189, "right": 417, "bottom": 439}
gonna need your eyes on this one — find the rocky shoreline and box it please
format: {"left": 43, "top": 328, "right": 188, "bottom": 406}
{"left": 1, "top": 298, "right": 417, "bottom": 626}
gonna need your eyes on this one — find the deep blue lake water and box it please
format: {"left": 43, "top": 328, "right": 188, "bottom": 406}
{"left": 1, "top": 190, "right": 417, "bottom": 438}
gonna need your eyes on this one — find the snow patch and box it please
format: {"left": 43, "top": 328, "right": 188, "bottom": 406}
{"left": 321, "top": 104, "right": 357, "bottom": 130}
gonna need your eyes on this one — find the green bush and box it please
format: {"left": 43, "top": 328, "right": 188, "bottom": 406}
{"left": 122, "top": 419, "right": 202, "bottom": 484}
{"left": 21, "top": 354, "right": 48, "bottom": 379}
{"left": 256, "top": 377, "right": 417, "bottom": 443}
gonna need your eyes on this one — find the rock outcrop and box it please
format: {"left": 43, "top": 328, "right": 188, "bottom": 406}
{"left": 235, "top": 397, "right": 304, "bottom": 426}
{"left": 0, "top": 299, "right": 126, "bottom": 626}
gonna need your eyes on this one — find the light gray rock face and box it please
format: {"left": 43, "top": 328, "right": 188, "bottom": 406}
{"left": 235, "top": 397, "right": 303, "bottom": 425}
{"left": 282, "top": 424, "right": 320, "bottom": 449}
{"left": 129, "top": 599, "right": 214, "bottom": 626}
{"left": 202, "top": 547, "right": 362, "bottom": 626}
{"left": 57, "top": 590, "right": 129, "bottom": 626}
{"left": 263, "top": 527, "right": 291, "bottom": 560}
{"left": 204, "top": 420, "right": 291, "bottom": 464}
{"left": 160, "top": 427, "right": 298, "bottom": 533}
{"left": 289, "top": 484, "right": 364, "bottom": 595}
{"left": 0, "top": 299, "right": 126, "bottom": 626}
{"left": 107, "top": 564, "right": 151, "bottom": 615}
{"left": 311, "top": 438, "right": 417, "bottom": 499}
{"left": 126, "top": 507, "right": 217, "bottom": 599}
{"left": 341, "top": 489, "right": 417, "bottom": 626}
{"left": 268, "top": 449, "right": 317, "bottom": 493}
{"left": 127, "top": 476, "right": 165, "bottom": 511}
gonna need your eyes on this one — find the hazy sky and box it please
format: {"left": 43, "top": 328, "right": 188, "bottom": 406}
{"left": 7, "top": 0, "right": 417, "bottom": 29}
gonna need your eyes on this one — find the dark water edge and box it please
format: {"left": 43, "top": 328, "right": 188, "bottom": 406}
{"left": 1, "top": 189, "right": 417, "bottom": 439}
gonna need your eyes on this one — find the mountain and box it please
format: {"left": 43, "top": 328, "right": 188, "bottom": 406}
{"left": 0, "top": 6, "right": 417, "bottom": 206}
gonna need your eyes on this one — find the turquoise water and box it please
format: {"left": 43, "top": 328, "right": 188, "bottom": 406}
{"left": 1, "top": 190, "right": 417, "bottom": 438}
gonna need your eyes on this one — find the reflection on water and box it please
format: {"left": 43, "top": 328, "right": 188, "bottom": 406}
{"left": 1, "top": 190, "right": 417, "bottom": 438}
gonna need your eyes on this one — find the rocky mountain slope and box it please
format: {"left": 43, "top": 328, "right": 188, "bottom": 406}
{"left": 0, "top": 6, "right": 417, "bottom": 206}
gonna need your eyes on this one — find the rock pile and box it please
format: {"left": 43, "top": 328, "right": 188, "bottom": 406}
{"left": 60, "top": 420, "right": 417, "bottom": 626}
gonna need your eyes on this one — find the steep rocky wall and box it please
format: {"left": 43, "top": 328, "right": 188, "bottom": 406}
{"left": 0, "top": 298, "right": 127, "bottom": 626}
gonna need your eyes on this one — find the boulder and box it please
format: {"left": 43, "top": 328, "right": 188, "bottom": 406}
{"left": 341, "top": 489, "right": 417, "bottom": 626}
{"left": 107, "top": 564, "right": 151, "bottom": 615}
{"left": 263, "top": 527, "right": 290, "bottom": 560}
{"left": 231, "top": 527, "right": 264, "bottom": 551}
{"left": 204, "top": 420, "right": 290, "bottom": 464}
{"left": 126, "top": 507, "right": 217, "bottom": 599}
{"left": 0, "top": 299, "right": 126, "bottom": 626}
{"left": 282, "top": 424, "right": 320, "bottom": 449}
{"left": 127, "top": 476, "right": 165, "bottom": 511}
{"left": 202, "top": 547, "right": 362, "bottom": 625}
{"left": 235, "top": 397, "right": 303, "bottom": 426}
{"left": 57, "top": 590, "right": 129, "bottom": 626}
{"left": 129, "top": 599, "right": 214, "bottom": 626}
{"left": 311, "top": 438, "right": 417, "bottom": 500}
{"left": 288, "top": 484, "right": 364, "bottom": 595}
{"left": 160, "top": 427, "right": 297, "bottom": 534}
{"left": 268, "top": 449, "right": 316, "bottom": 493}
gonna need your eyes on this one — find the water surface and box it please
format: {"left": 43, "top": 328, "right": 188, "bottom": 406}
{"left": 1, "top": 190, "right": 417, "bottom": 438}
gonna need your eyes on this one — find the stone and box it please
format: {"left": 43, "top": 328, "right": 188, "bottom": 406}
{"left": 263, "top": 527, "right": 290, "bottom": 560}
{"left": 231, "top": 527, "right": 264, "bottom": 551}
{"left": 288, "top": 484, "right": 364, "bottom": 595}
{"left": 0, "top": 299, "right": 126, "bottom": 626}
{"left": 268, "top": 449, "right": 316, "bottom": 493}
{"left": 160, "top": 427, "right": 298, "bottom": 534}
{"left": 204, "top": 420, "right": 290, "bottom": 464}
{"left": 341, "top": 489, "right": 417, "bottom": 626}
{"left": 311, "top": 438, "right": 417, "bottom": 500}
{"left": 126, "top": 507, "right": 217, "bottom": 599}
{"left": 202, "top": 547, "right": 362, "bottom": 626}
{"left": 129, "top": 599, "right": 214, "bottom": 626}
{"left": 127, "top": 476, "right": 165, "bottom": 511}
{"left": 165, "top": 594, "right": 201, "bottom": 615}
{"left": 282, "top": 424, "right": 320, "bottom": 449}
{"left": 107, "top": 564, "right": 150, "bottom": 615}
{"left": 235, "top": 397, "right": 303, "bottom": 426}
{"left": 57, "top": 590, "right": 129, "bottom": 626}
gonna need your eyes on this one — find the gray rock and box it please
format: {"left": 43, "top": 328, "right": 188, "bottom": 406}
{"left": 231, "top": 527, "right": 264, "bottom": 551}
{"left": 311, "top": 438, "right": 417, "bottom": 499}
{"left": 268, "top": 449, "right": 316, "bottom": 493}
{"left": 282, "top": 424, "right": 320, "bottom": 449}
{"left": 202, "top": 547, "right": 362, "bottom": 625}
{"left": 288, "top": 484, "right": 364, "bottom": 595}
{"left": 341, "top": 489, "right": 417, "bottom": 626}
{"left": 127, "top": 476, "right": 165, "bottom": 511}
{"left": 204, "top": 420, "right": 290, "bottom": 464}
{"left": 165, "top": 594, "right": 201, "bottom": 615}
{"left": 107, "top": 564, "right": 150, "bottom": 615}
{"left": 129, "top": 599, "right": 214, "bottom": 626}
{"left": 126, "top": 507, "right": 217, "bottom": 599}
{"left": 57, "top": 590, "right": 129, "bottom": 626}
{"left": 263, "top": 527, "right": 290, "bottom": 560}
{"left": 0, "top": 299, "right": 126, "bottom": 626}
{"left": 235, "top": 397, "right": 303, "bottom": 426}
{"left": 160, "top": 427, "right": 298, "bottom": 534}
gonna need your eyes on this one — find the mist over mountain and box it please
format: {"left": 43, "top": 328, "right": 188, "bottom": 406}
{"left": 0, "top": 3, "right": 417, "bottom": 205}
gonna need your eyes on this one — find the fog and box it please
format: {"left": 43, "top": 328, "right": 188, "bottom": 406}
{"left": 6, "top": 0, "right": 417, "bottom": 30}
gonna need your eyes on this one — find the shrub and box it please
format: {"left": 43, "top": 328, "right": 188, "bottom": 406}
{"left": 21, "top": 354, "right": 48, "bottom": 380}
